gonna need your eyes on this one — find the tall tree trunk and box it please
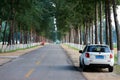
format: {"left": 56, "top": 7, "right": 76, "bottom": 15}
{"left": 71, "top": 27, "right": 74, "bottom": 43}
{"left": 65, "top": 34, "right": 68, "bottom": 43}
{"left": 80, "top": 26, "right": 82, "bottom": 45}
{"left": 67, "top": 31, "right": 69, "bottom": 43}
{"left": 88, "top": 22, "right": 91, "bottom": 43}
{"left": 0, "top": 19, "right": 2, "bottom": 32}
{"left": 8, "top": 20, "right": 12, "bottom": 45}
{"left": 84, "top": 22, "right": 89, "bottom": 45}
{"left": 0, "top": 19, "right": 2, "bottom": 42}
{"left": 78, "top": 26, "right": 80, "bottom": 44}
{"left": 92, "top": 21, "right": 94, "bottom": 44}
{"left": 64, "top": 35, "right": 66, "bottom": 43}
{"left": 108, "top": 0, "right": 113, "bottom": 53}
{"left": 83, "top": 23, "right": 86, "bottom": 45}
{"left": 24, "top": 31, "right": 27, "bottom": 44}
{"left": 30, "top": 27, "right": 33, "bottom": 43}
{"left": 74, "top": 27, "right": 79, "bottom": 44}
{"left": 11, "top": 19, "right": 15, "bottom": 44}
{"left": 20, "top": 26, "right": 23, "bottom": 44}
{"left": 89, "top": 21, "right": 93, "bottom": 44}
{"left": 2, "top": 21, "right": 7, "bottom": 45}
{"left": 95, "top": 1, "right": 98, "bottom": 44}
{"left": 15, "top": 22, "right": 18, "bottom": 44}
{"left": 8, "top": 0, "right": 15, "bottom": 45}
{"left": 100, "top": 1, "right": 103, "bottom": 44}
{"left": 105, "top": 0, "right": 110, "bottom": 45}
{"left": 69, "top": 28, "right": 71, "bottom": 43}
{"left": 112, "top": 0, "right": 120, "bottom": 65}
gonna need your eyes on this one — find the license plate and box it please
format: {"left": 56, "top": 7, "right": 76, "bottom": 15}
{"left": 96, "top": 55, "right": 104, "bottom": 59}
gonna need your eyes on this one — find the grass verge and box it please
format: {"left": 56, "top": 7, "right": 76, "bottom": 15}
{"left": 114, "top": 65, "right": 120, "bottom": 74}
{"left": 0, "top": 45, "right": 39, "bottom": 53}
{"left": 64, "top": 44, "right": 79, "bottom": 51}
{"left": 114, "top": 54, "right": 120, "bottom": 74}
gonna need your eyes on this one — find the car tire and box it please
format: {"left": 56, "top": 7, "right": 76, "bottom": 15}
{"left": 79, "top": 62, "right": 82, "bottom": 68}
{"left": 82, "top": 60, "right": 86, "bottom": 71}
{"left": 108, "top": 66, "right": 113, "bottom": 72}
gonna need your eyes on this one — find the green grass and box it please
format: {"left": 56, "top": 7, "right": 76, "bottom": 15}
{"left": 1, "top": 45, "right": 39, "bottom": 53}
{"left": 114, "top": 65, "right": 120, "bottom": 74}
{"left": 64, "top": 44, "right": 79, "bottom": 51}
{"left": 114, "top": 44, "right": 117, "bottom": 48}
{"left": 114, "top": 54, "right": 120, "bottom": 74}
{"left": 114, "top": 54, "right": 117, "bottom": 63}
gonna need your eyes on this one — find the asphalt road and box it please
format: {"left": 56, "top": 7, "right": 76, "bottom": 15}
{"left": 0, "top": 44, "right": 86, "bottom": 80}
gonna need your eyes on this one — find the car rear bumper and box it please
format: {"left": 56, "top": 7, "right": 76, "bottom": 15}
{"left": 84, "top": 59, "right": 114, "bottom": 67}
{"left": 87, "top": 64, "right": 113, "bottom": 68}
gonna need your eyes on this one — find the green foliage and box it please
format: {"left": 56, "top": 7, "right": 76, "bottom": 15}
{"left": 0, "top": 0, "right": 56, "bottom": 41}
{"left": 0, "top": 0, "right": 118, "bottom": 42}
{"left": 52, "top": 0, "right": 96, "bottom": 38}
{"left": 116, "top": 0, "right": 120, "bottom": 5}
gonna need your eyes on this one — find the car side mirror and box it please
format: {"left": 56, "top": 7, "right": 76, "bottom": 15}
{"left": 79, "top": 50, "right": 83, "bottom": 53}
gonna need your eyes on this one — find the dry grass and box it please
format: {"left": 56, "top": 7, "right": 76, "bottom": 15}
{"left": 114, "top": 65, "right": 120, "bottom": 74}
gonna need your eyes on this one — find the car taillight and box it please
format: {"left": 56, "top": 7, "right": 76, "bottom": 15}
{"left": 110, "top": 54, "right": 113, "bottom": 59}
{"left": 85, "top": 53, "right": 90, "bottom": 58}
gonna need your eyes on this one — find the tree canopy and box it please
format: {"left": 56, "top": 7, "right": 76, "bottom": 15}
{"left": 0, "top": 0, "right": 120, "bottom": 42}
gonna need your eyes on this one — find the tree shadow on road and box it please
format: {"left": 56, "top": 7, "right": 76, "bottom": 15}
{"left": 43, "top": 64, "right": 83, "bottom": 72}
{"left": 53, "top": 65, "right": 80, "bottom": 72}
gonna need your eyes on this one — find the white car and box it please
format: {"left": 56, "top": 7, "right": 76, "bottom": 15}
{"left": 79, "top": 44, "right": 114, "bottom": 72}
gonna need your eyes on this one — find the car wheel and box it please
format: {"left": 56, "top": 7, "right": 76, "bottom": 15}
{"left": 82, "top": 60, "right": 86, "bottom": 71}
{"left": 108, "top": 66, "right": 113, "bottom": 72}
{"left": 79, "top": 62, "right": 82, "bottom": 68}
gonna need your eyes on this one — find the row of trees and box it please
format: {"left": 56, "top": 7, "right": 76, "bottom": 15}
{"left": 52, "top": 0, "right": 120, "bottom": 64}
{"left": 0, "top": 0, "right": 120, "bottom": 64}
{"left": 0, "top": 0, "right": 55, "bottom": 46}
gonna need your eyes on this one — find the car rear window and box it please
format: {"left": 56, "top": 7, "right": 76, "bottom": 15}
{"left": 87, "top": 45, "right": 110, "bottom": 52}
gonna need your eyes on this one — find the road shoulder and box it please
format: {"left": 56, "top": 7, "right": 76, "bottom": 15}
{"left": 0, "top": 46, "right": 42, "bottom": 66}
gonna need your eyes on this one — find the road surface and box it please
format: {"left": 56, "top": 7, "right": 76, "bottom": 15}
{"left": 0, "top": 44, "right": 86, "bottom": 80}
